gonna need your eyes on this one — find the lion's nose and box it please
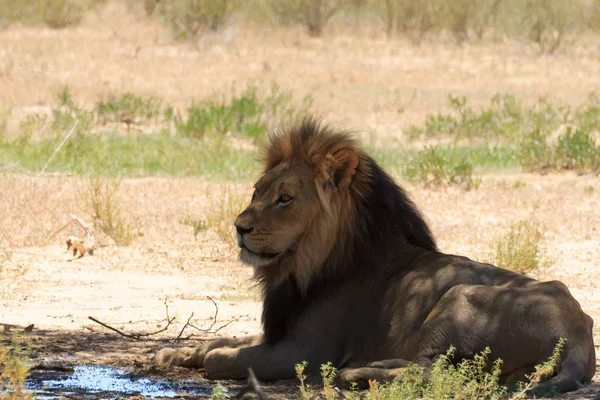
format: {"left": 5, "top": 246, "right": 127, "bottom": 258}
{"left": 234, "top": 221, "right": 253, "bottom": 237}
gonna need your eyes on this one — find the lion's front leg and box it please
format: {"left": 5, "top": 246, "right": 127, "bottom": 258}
{"left": 154, "top": 335, "right": 262, "bottom": 369}
{"left": 203, "top": 340, "right": 306, "bottom": 381}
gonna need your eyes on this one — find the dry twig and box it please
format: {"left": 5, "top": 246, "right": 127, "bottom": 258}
{"left": 89, "top": 299, "right": 175, "bottom": 341}
{"left": 234, "top": 368, "right": 269, "bottom": 400}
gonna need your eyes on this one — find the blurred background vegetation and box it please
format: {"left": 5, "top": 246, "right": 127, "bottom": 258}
{"left": 1, "top": 0, "right": 599, "bottom": 52}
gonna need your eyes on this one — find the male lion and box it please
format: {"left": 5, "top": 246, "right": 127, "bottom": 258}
{"left": 155, "top": 118, "right": 596, "bottom": 392}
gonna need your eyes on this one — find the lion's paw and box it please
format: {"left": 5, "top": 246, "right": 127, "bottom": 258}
{"left": 153, "top": 346, "right": 203, "bottom": 369}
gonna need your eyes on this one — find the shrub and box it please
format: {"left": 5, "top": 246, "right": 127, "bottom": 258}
{"left": 268, "top": 0, "right": 353, "bottom": 36}
{"left": 96, "top": 93, "right": 164, "bottom": 127}
{"left": 154, "top": 0, "right": 239, "bottom": 40}
{"left": 555, "top": 128, "right": 600, "bottom": 171}
{"left": 0, "top": 0, "right": 106, "bottom": 29}
{"left": 403, "top": 146, "right": 481, "bottom": 190}
{"left": 489, "top": 219, "right": 547, "bottom": 275}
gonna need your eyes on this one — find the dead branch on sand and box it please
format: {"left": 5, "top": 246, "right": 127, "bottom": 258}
{"left": 88, "top": 297, "right": 247, "bottom": 342}
{"left": 88, "top": 298, "right": 175, "bottom": 341}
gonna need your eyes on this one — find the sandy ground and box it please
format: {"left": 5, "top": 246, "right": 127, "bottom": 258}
{"left": 1, "top": 1, "right": 600, "bottom": 398}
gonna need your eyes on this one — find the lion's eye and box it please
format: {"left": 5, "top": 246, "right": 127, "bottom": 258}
{"left": 277, "top": 194, "right": 292, "bottom": 205}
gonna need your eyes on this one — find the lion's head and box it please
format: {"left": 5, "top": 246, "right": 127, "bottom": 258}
{"left": 235, "top": 118, "right": 437, "bottom": 296}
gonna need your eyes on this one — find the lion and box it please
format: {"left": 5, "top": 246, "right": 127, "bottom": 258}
{"left": 155, "top": 117, "right": 596, "bottom": 392}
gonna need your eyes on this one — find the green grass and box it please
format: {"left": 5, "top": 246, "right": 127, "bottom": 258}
{"left": 0, "top": 131, "right": 258, "bottom": 180}
{"left": 96, "top": 92, "right": 166, "bottom": 127}
{"left": 3, "top": 88, "right": 598, "bottom": 184}
{"left": 406, "top": 94, "right": 570, "bottom": 142}
{"left": 175, "top": 82, "right": 312, "bottom": 140}
{"left": 371, "top": 144, "right": 518, "bottom": 190}
{"left": 407, "top": 93, "right": 600, "bottom": 175}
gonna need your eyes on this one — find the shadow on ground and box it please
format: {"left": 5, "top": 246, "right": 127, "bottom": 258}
{"left": 6, "top": 328, "right": 600, "bottom": 399}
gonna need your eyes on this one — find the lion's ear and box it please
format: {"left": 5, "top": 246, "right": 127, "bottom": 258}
{"left": 330, "top": 148, "right": 359, "bottom": 189}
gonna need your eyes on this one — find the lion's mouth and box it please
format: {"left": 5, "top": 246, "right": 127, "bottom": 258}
{"left": 240, "top": 245, "right": 279, "bottom": 260}
{"left": 238, "top": 245, "right": 281, "bottom": 268}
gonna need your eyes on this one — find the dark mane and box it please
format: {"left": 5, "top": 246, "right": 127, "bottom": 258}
{"left": 259, "top": 117, "right": 437, "bottom": 343}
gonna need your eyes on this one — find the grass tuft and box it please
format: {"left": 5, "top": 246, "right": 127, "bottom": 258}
{"left": 488, "top": 219, "right": 548, "bottom": 275}
{"left": 205, "top": 185, "right": 248, "bottom": 244}
{"left": 80, "top": 176, "right": 139, "bottom": 246}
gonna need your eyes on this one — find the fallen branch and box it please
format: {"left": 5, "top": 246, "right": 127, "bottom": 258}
{"left": 88, "top": 297, "right": 246, "bottom": 342}
{"left": 89, "top": 299, "right": 175, "bottom": 341}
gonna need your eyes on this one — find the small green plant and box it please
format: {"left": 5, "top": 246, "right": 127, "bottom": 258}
{"left": 0, "top": 337, "right": 31, "bottom": 399}
{"left": 584, "top": 185, "right": 595, "bottom": 194}
{"left": 403, "top": 146, "right": 481, "bottom": 190}
{"left": 512, "top": 181, "right": 526, "bottom": 190}
{"left": 511, "top": 338, "right": 566, "bottom": 399}
{"left": 96, "top": 93, "right": 163, "bottom": 127}
{"left": 321, "top": 362, "right": 338, "bottom": 400}
{"left": 51, "top": 86, "right": 95, "bottom": 136}
{"left": 295, "top": 361, "right": 315, "bottom": 400}
{"left": 81, "top": 176, "right": 138, "bottom": 246}
{"left": 180, "top": 217, "right": 209, "bottom": 239}
{"left": 209, "top": 383, "right": 230, "bottom": 400}
{"left": 489, "top": 219, "right": 548, "bottom": 275}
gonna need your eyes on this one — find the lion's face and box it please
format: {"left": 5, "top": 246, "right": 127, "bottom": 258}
{"left": 234, "top": 161, "right": 320, "bottom": 269}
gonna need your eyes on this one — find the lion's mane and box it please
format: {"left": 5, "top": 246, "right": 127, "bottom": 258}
{"left": 258, "top": 118, "right": 437, "bottom": 344}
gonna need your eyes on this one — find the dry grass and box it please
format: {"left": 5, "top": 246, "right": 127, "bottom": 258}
{"left": 488, "top": 218, "right": 549, "bottom": 275}
{"left": 79, "top": 175, "right": 139, "bottom": 246}
{"left": 0, "top": 336, "right": 31, "bottom": 400}
{"left": 206, "top": 184, "right": 249, "bottom": 245}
